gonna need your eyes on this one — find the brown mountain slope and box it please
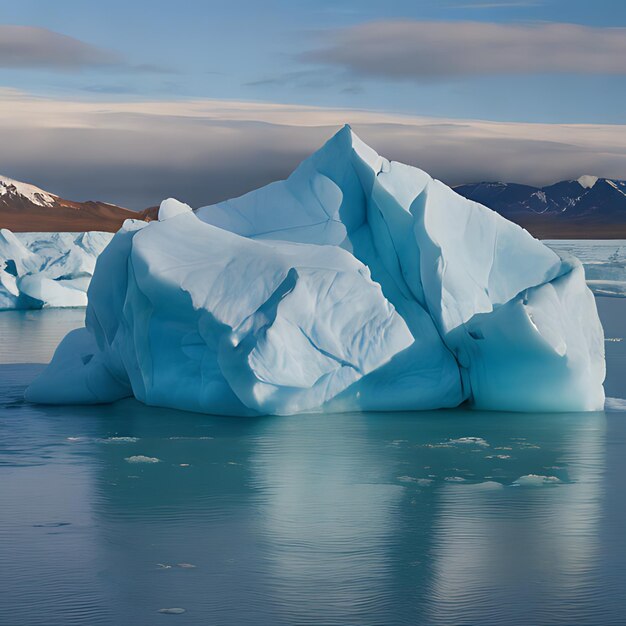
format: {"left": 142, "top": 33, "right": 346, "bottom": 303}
{"left": 0, "top": 175, "right": 157, "bottom": 232}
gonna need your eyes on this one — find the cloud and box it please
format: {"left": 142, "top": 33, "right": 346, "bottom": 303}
{"left": 0, "top": 88, "right": 624, "bottom": 209}
{"left": 244, "top": 68, "right": 362, "bottom": 93}
{"left": 244, "top": 70, "right": 330, "bottom": 88}
{"left": 449, "top": 2, "right": 541, "bottom": 8}
{"left": 0, "top": 25, "right": 171, "bottom": 73}
{"left": 79, "top": 84, "right": 140, "bottom": 95}
{"left": 300, "top": 20, "right": 626, "bottom": 79}
{"left": 0, "top": 25, "right": 120, "bottom": 69}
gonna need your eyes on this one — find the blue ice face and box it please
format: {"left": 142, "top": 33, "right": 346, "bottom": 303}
{"left": 26, "top": 127, "right": 605, "bottom": 414}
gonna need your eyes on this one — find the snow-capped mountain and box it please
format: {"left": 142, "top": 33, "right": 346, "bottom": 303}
{"left": 3, "top": 170, "right": 623, "bottom": 237}
{"left": 455, "top": 177, "right": 626, "bottom": 238}
{"left": 0, "top": 175, "right": 157, "bottom": 232}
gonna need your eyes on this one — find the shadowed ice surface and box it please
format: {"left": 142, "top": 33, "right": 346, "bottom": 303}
{"left": 0, "top": 299, "right": 625, "bottom": 625}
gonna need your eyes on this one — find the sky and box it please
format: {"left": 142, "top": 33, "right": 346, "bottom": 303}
{"left": 1, "top": 0, "right": 625, "bottom": 208}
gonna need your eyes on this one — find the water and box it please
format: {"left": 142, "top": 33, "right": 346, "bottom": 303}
{"left": 1, "top": 302, "right": 625, "bottom": 625}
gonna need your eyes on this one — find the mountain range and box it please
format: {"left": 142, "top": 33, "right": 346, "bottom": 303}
{"left": 1, "top": 173, "right": 624, "bottom": 238}
{"left": 455, "top": 176, "right": 626, "bottom": 238}
{"left": 0, "top": 175, "right": 156, "bottom": 232}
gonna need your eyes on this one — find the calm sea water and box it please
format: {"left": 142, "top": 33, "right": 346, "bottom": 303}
{"left": 1, "top": 300, "right": 625, "bottom": 626}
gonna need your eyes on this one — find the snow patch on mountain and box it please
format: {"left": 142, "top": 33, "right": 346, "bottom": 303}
{"left": 577, "top": 175, "right": 599, "bottom": 189}
{"left": 0, "top": 175, "right": 57, "bottom": 207}
{"left": 606, "top": 179, "right": 626, "bottom": 198}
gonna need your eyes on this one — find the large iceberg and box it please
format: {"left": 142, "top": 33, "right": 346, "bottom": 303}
{"left": 26, "top": 127, "right": 605, "bottom": 413}
{"left": 0, "top": 230, "right": 113, "bottom": 309}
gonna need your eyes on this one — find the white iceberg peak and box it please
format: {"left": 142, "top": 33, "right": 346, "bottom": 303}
{"left": 158, "top": 197, "right": 193, "bottom": 221}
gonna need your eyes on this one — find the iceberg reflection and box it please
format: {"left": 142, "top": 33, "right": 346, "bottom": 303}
{"left": 246, "top": 410, "right": 607, "bottom": 625}
{"left": 426, "top": 413, "right": 605, "bottom": 624}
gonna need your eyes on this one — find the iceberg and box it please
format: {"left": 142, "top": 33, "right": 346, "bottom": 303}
{"left": 26, "top": 127, "right": 605, "bottom": 413}
{"left": 0, "top": 230, "right": 113, "bottom": 309}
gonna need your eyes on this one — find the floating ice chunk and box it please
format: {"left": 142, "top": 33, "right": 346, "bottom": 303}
{"left": 447, "top": 437, "right": 490, "bottom": 447}
{"left": 125, "top": 455, "right": 160, "bottom": 464}
{"left": 513, "top": 474, "right": 561, "bottom": 487}
{"left": 99, "top": 436, "right": 139, "bottom": 443}
{"left": 605, "top": 397, "right": 626, "bottom": 412}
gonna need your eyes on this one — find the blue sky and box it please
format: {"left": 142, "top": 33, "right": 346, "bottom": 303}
{"left": 0, "top": 0, "right": 625, "bottom": 206}
{"left": 3, "top": 0, "right": 626, "bottom": 123}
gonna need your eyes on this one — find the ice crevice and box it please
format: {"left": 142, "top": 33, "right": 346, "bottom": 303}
{"left": 26, "top": 126, "right": 606, "bottom": 414}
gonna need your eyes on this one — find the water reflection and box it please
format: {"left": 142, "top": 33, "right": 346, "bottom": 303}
{"left": 249, "top": 414, "right": 404, "bottom": 625}
{"left": 427, "top": 415, "right": 605, "bottom": 625}
{"left": 250, "top": 411, "right": 608, "bottom": 626}
{"left": 0, "top": 388, "right": 614, "bottom": 626}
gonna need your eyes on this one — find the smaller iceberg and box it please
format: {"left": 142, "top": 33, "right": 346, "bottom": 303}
{"left": 0, "top": 229, "right": 113, "bottom": 309}
{"left": 545, "top": 240, "right": 626, "bottom": 298}
{"left": 26, "top": 127, "right": 606, "bottom": 414}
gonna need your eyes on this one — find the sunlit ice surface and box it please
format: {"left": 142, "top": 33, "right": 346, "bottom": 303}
{"left": 0, "top": 297, "right": 625, "bottom": 625}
